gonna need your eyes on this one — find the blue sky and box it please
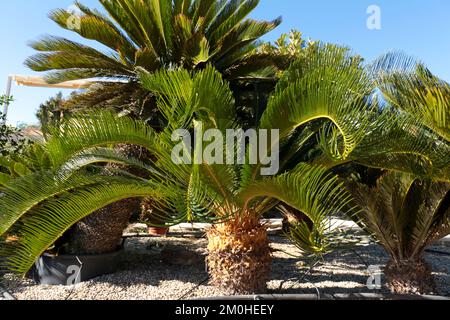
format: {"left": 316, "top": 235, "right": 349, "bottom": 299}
{"left": 1, "top": 0, "right": 449, "bottom": 126}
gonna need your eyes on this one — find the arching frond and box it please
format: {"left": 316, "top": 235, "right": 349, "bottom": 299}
{"left": 238, "top": 164, "right": 354, "bottom": 220}
{"left": 45, "top": 111, "right": 158, "bottom": 167}
{"left": 1, "top": 176, "right": 160, "bottom": 275}
{"left": 260, "top": 45, "right": 372, "bottom": 158}
{"left": 318, "top": 108, "right": 450, "bottom": 182}
{"left": 56, "top": 147, "right": 163, "bottom": 180}
{"left": 49, "top": 4, "right": 137, "bottom": 61}
{"left": 238, "top": 164, "right": 356, "bottom": 254}
{"left": 243, "top": 45, "right": 373, "bottom": 184}
{"left": 0, "top": 171, "right": 145, "bottom": 238}
{"left": 346, "top": 172, "right": 450, "bottom": 260}
{"left": 373, "top": 52, "right": 450, "bottom": 142}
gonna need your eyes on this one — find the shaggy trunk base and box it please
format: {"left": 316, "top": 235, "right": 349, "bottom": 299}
{"left": 66, "top": 144, "right": 145, "bottom": 254}
{"left": 385, "top": 259, "right": 437, "bottom": 295}
{"left": 206, "top": 222, "right": 271, "bottom": 295}
{"left": 67, "top": 198, "right": 140, "bottom": 254}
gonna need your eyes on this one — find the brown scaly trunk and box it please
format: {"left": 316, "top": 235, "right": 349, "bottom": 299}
{"left": 385, "top": 258, "right": 437, "bottom": 295}
{"left": 66, "top": 144, "right": 146, "bottom": 254}
{"left": 67, "top": 198, "right": 140, "bottom": 254}
{"left": 206, "top": 216, "right": 271, "bottom": 294}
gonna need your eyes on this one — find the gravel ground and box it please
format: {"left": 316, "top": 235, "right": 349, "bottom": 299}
{"left": 1, "top": 227, "right": 450, "bottom": 300}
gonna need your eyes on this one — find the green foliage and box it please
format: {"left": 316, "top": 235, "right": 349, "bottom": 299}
{"left": 312, "top": 53, "right": 450, "bottom": 183}
{"left": 0, "top": 48, "right": 363, "bottom": 274}
{"left": 0, "top": 96, "right": 31, "bottom": 158}
{"left": 374, "top": 53, "right": 450, "bottom": 142}
{"left": 306, "top": 53, "right": 450, "bottom": 271}
{"left": 261, "top": 30, "right": 309, "bottom": 57}
{"left": 333, "top": 53, "right": 450, "bottom": 268}
{"left": 36, "top": 92, "right": 69, "bottom": 137}
{"left": 4, "top": 46, "right": 449, "bottom": 276}
{"left": 259, "top": 30, "right": 317, "bottom": 73}
{"left": 347, "top": 172, "right": 450, "bottom": 262}
{"left": 26, "top": 0, "right": 282, "bottom": 115}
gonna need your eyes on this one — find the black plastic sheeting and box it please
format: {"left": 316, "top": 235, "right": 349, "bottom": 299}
{"left": 28, "top": 249, "right": 123, "bottom": 286}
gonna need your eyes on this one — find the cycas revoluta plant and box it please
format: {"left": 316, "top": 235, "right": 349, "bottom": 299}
{"left": 348, "top": 172, "right": 449, "bottom": 295}
{"left": 0, "top": 45, "right": 375, "bottom": 293}
{"left": 26, "top": 0, "right": 283, "bottom": 252}
{"left": 283, "top": 52, "right": 450, "bottom": 290}
{"left": 348, "top": 54, "right": 450, "bottom": 295}
{"left": 26, "top": 0, "right": 282, "bottom": 117}
{"left": 325, "top": 53, "right": 449, "bottom": 294}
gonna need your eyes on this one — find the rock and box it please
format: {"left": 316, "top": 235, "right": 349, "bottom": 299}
{"left": 161, "top": 245, "right": 205, "bottom": 266}
{"left": 124, "top": 223, "right": 149, "bottom": 234}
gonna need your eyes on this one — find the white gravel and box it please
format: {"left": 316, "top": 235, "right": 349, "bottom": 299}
{"left": 2, "top": 227, "right": 449, "bottom": 300}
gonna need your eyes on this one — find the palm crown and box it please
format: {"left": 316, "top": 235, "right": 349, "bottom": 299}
{"left": 25, "top": 0, "right": 281, "bottom": 114}
{"left": 28, "top": 0, "right": 282, "bottom": 81}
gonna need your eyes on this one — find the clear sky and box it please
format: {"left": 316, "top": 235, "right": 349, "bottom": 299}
{"left": 1, "top": 0, "right": 449, "bottom": 126}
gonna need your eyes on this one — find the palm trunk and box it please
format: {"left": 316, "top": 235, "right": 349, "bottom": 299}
{"left": 206, "top": 217, "right": 271, "bottom": 294}
{"left": 67, "top": 198, "right": 139, "bottom": 254}
{"left": 66, "top": 144, "right": 145, "bottom": 254}
{"left": 385, "top": 258, "right": 437, "bottom": 295}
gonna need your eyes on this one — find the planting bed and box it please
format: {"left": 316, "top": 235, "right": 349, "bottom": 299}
{"left": 2, "top": 224, "right": 450, "bottom": 300}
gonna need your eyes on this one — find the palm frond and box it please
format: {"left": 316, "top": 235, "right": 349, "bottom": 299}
{"left": 0, "top": 171, "right": 140, "bottom": 237}
{"left": 373, "top": 52, "right": 450, "bottom": 142}
{"left": 244, "top": 45, "right": 373, "bottom": 184}
{"left": 56, "top": 147, "right": 162, "bottom": 180}
{"left": 239, "top": 164, "right": 354, "bottom": 220}
{"left": 50, "top": 4, "right": 137, "bottom": 61}
{"left": 1, "top": 175, "right": 159, "bottom": 274}
{"left": 45, "top": 111, "right": 157, "bottom": 167}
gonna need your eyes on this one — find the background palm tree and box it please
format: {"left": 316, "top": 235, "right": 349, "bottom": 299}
{"left": 26, "top": 0, "right": 281, "bottom": 119}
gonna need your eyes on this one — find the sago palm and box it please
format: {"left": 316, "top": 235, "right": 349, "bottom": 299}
{"left": 319, "top": 53, "right": 449, "bottom": 294}
{"left": 348, "top": 54, "right": 450, "bottom": 294}
{"left": 283, "top": 52, "right": 450, "bottom": 290}
{"left": 26, "top": 0, "right": 281, "bottom": 116}
{"left": 0, "top": 46, "right": 375, "bottom": 293}
{"left": 347, "top": 172, "right": 449, "bottom": 294}
{"left": 26, "top": 0, "right": 283, "bottom": 251}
